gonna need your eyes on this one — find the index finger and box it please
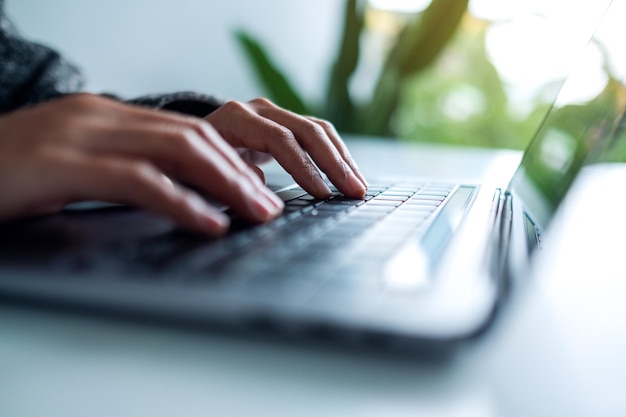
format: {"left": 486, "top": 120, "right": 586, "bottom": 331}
{"left": 306, "top": 115, "right": 368, "bottom": 188}
{"left": 253, "top": 107, "right": 367, "bottom": 198}
{"left": 208, "top": 99, "right": 367, "bottom": 198}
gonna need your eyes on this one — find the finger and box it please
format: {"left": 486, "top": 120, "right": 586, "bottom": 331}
{"left": 78, "top": 118, "right": 283, "bottom": 223}
{"left": 57, "top": 154, "right": 231, "bottom": 236}
{"left": 187, "top": 122, "right": 281, "bottom": 209}
{"left": 207, "top": 103, "right": 332, "bottom": 198}
{"left": 120, "top": 103, "right": 263, "bottom": 184}
{"left": 80, "top": 103, "right": 256, "bottom": 184}
{"left": 253, "top": 104, "right": 366, "bottom": 198}
{"left": 210, "top": 99, "right": 366, "bottom": 198}
{"left": 305, "top": 116, "right": 368, "bottom": 188}
{"left": 246, "top": 162, "right": 266, "bottom": 184}
{"left": 228, "top": 113, "right": 332, "bottom": 198}
{"left": 237, "top": 148, "right": 274, "bottom": 166}
{"left": 81, "top": 99, "right": 282, "bottom": 208}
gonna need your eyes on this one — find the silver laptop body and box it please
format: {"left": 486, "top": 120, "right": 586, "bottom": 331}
{"left": 0, "top": 1, "right": 622, "bottom": 350}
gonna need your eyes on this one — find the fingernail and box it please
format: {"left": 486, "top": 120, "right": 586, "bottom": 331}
{"left": 189, "top": 195, "right": 230, "bottom": 234}
{"left": 356, "top": 171, "right": 369, "bottom": 188}
{"left": 314, "top": 175, "right": 332, "bottom": 198}
{"left": 348, "top": 159, "right": 368, "bottom": 188}
{"left": 199, "top": 210, "right": 230, "bottom": 234}
{"left": 251, "top": 194, "right": 281, "bottom": 222}
{"left": 346, "top": 171, "right": 367, "bottom": 195}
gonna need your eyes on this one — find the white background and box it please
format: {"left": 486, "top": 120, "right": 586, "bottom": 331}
{"left": 6, "top": 0, "right": 341, "bottom": 102}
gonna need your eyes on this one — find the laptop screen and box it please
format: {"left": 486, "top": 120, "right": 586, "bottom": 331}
{"left": 508, "top": 0, "right": 626, "bottom": 228}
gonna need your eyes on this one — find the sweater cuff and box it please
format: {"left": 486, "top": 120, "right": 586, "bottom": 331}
{"left": 124, "top": 92, "right": 225, "bottom": 118}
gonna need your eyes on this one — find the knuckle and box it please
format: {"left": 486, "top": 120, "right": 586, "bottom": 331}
{"left": 269, "top": 125, "right": 296, "bottom": 144}
{"left": 337, "top": 158, "right": 352, "bottom": 172}
{"left": 166, "top": 127, "right": 200, "bottom": 152}
{"left": 230, "top": 161, "right": 260, "bottom": 185}
{"left": 222, "top": 100, "right": 248, "bottom": 114}
{"left": 181, "top": 116, "right": 205, "bottom": 132}
{"left": 304, "top": 163, "right": 322, "bottom": 182}
{"left": 223, "top": 171, "right": 254, "bottom": 201}
{"left": 124, "top": 161, "right": 159, "bottom": 185}
{"left": 56, "top": 94, "right": 92, "bottom": 114}
{"left": 185, "top": 118, "right": 222, "bottom": 144}
{"left": 345, "top": 153, "right": 358, "bottom": 166}
{"left": 65, "top": 93, "right": 105, "bottom": 110}
{"left": 313, "top": 118, "right": 334, "bottom": 131}
{"left": 116, "top": 160, "right": 175, "bottom": 204}
{"left": 169, "top": 187, "right": 190, "bottom": 207}
{"left": 242, "top": 167, "right": 263, "bottom": 185}
{"left": 67, "top": 92, "right": 94, "bottom": 104}
{"left": 250, "top": 97, "right": 274, "bottom": 107}
{"left": 302, "top": 120, "right": 327, "bottom": 139}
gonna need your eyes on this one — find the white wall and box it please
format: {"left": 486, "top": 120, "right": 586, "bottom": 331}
{"left": 6, "top": 0, "right": 342, "bottom": 103}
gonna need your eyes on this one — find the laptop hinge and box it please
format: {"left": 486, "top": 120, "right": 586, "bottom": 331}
{"left": 486, "top": 189, "right": 513, "bottom": 279}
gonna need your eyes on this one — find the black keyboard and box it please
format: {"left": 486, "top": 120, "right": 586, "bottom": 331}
{"left": 46, "top": 181, "right": 469, "bottom": 302}
{"left": 120, "top": 182, "right": 455, "bottom": 277}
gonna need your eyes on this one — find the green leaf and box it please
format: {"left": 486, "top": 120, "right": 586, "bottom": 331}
{"left": 365, "top": 0, "right": 469, "bottom": 135}
{"left": 325, "top": 0, "right": 365, "bottom": 130}
{"left": 234, "top": 30, "right": 310, "bottom": 115}
{"left": 388, "top": 0, "right": 469, "bottom": 77}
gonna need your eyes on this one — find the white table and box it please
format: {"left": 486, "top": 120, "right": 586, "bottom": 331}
{"left": 2, "top": 140, "right": 624, "bottom": 417}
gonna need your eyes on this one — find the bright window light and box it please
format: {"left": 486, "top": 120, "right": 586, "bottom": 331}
{"left": 368, "top": 0, "right": 431, "bottom": 14}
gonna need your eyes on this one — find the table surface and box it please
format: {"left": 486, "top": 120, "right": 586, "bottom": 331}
{"left": 2, "top": 139, "right": 625, "bottom": 417}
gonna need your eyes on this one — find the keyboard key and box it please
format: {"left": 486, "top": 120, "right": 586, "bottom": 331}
{"left": 315, "top": 204, "right": 354, "bottom": 212}
{"left": 381, "top": 191, "right": 414, "bottom": 198}
{"left": 374, "top": 196, "right": 409, "bottom": 202}
{"left": 297, "top": 194, "right": 321, "bottom": 202}
{"left": 307, "top": 207, "right": 340, "bottom": 217}
{"left": 359, "top": 205, "right": 396, "bottom": 214}
{"left": 118, "top": 180, "right": 458, "bottom": 304}
{"left": 276, "top": 188, "right": 308, "bottom": 202}
{"left": 413, "top": 195, "right": 446, "bottom": 201}
{"left": 327, "top": 197, "right": 366, "bottom": 206}
{"left": 368, "top": 200, "right": 403, "bottom": 207}
{"left": 405, "top": 199, "right": 441, "bottom": 207}
{"left": 285, "top": 199, "right": 313, "bottom": 207}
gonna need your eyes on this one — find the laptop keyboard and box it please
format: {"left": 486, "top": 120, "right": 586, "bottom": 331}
{"left": 103, "top": 181, "right": 461, "bottom": 298}
{"left": 29, "top": 182, "right": 477, "bottom": 302}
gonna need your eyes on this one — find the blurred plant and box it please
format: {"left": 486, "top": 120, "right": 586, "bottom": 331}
{"left": 234, "top": 0, "right": 468, "bottom": 136}
{"left": 396, "top": 14, "right": 545, "bottom": 149}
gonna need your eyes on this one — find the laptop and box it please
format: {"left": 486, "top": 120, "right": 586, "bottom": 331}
{"left": 0, "top": 0, "right": 623, "bottom": 351}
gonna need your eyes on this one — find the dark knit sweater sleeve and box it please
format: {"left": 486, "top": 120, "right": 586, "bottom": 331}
{"left": 0, "top": 0, "right": 83, "bottom": 113}
{"left": 125, "top": 92, "right": 225, "bottom": 118}
{"left": 0, "top": 0, "right": 224, "bottom": 118}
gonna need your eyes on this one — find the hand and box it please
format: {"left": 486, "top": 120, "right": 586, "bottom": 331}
{"left": 205, "top": 98, "right": 368, "bottom": 199}
{"left": 0, "top": 94, "right": 284, "bottom": 235}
